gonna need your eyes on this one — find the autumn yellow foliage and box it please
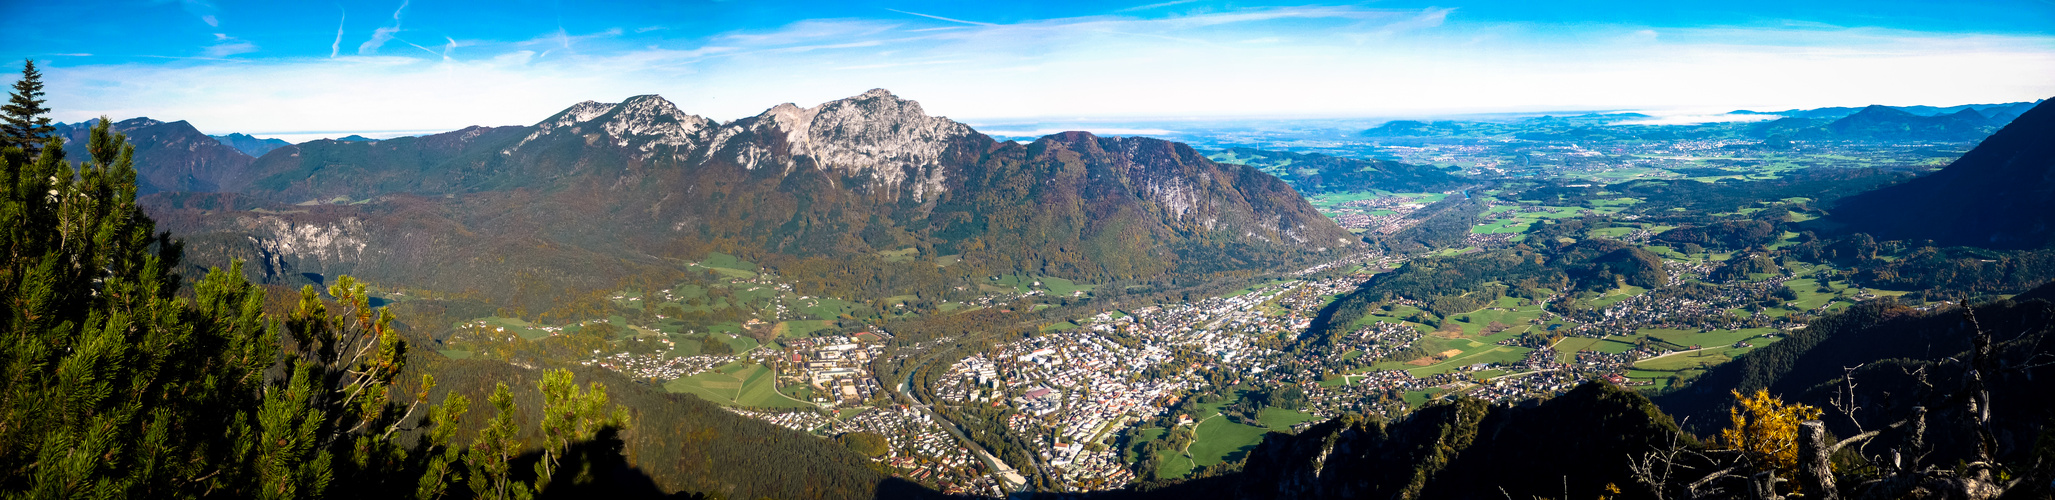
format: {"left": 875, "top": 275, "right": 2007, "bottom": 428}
{"left": 1718, "top": 389, "right": 1823, "bottom": 475}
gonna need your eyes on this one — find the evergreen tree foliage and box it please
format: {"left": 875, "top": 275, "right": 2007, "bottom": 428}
{"left": 533, "top": 369, "right": 628, "bottom": 493}
{"left": 1, "top": 60, "right": 54, "bottom": 153}
{"left": 415, "top": 387, "right": 471, "bottom": 500}
{"left": 0, "top": 118, "right": 276, "bottom": 497}
{"left": 0, "top": 105, "right": 640, "bottom": 498}
{"left": 468, "top": 383, "right": 529, "bottom": 500}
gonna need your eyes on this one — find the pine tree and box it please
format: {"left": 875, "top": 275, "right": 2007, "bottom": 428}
{"left": 0, "top": 82, "right": 653, "bottom": 500}
{"left": 0, "top": 118, "right": 275, "bottom": 497}
{"left": 1, "top": 60, "right": 54, "bottom": 153}
{"left": 468, "top": 383, "right": 531, "bottom": 500}
{"left": 415, "top": 382, "right": 471, "bottom": 500}
{"left": 534, "top": 369, "right": 629, "bottom": 492}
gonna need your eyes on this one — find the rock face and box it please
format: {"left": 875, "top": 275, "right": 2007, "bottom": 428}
{"left": 1831, "top": 97, "right": 2055, "bottom": 248}
{"left": 142, "top": 89, "right": 1353, "bottom": 297}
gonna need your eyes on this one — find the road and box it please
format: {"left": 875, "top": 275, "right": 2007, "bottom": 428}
{"left": 898, "top": 367, "right": 1030, "bottom": 492}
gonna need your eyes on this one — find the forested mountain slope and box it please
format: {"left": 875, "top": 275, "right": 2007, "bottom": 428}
{"left": 1832, "top": 97, "right": 2055, "bottom": 248}
{"left": 143, "top": 90, "right": 1353, "bottom": 306}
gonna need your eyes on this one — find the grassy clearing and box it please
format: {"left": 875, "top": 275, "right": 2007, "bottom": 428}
{"left": 1402, "top": 388, "right": 1446, "bottom": 407}
{"left": 797, "top": 297, "right": 862, "bottom": 320}
{"left": 1189, "top": 417, "right": 1268, "bottom": 469}
{"left": 1587, "top": 285, "right": 1647, "bottom": 308}
{"left": 1637, "top": 327, "right": 1775, "bottom": 350}
{"left": 876, "top": 248, "right": 918, "bottom": 263}
{"left": 665, "top": 362, "right": 810, "bottom": 408}
{"left": 474, "top": 316, "right": 551, "bottom": 340}
{"left": 1156, "top": 453, "right": 1196, "bottom": 480}
{"left": 1447, "top": 304, "right": 1544, "bottom": 337}
{"left": 1635, "top": 348, "right": 1738, "bottom": 372}
{"left": 1553, "top": 336, "right": 1639, "bottom": 362}
{"left": 1125, "top": 427, "right": 1166, "bottom": 463}
{"left": 701, "top": 252, "right": 757, "bottom": 271}
{"left": 774, "top": 320, "right": 834, "bottom": 338}
{"left": 1409, "top": 346, "right": 1531, "bottom": 376}
{"left": 1258, "top": 408, "right": 1320, "bottom": 431}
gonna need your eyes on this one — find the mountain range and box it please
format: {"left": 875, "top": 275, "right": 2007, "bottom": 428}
{"left": 1750, "top": 104, "right": 2018, "bottom": 142}
{"left": 1829, "top": 98, "right": 2055, "bottom": 248}
{"left": 52, "top": 117, "right": 256, "bottom": 194}
{"left": 1359, "top": 100, "right": 2040, "bottom": 143}
{"left": 125, "top": 90, "right": 1353, "bottom": 309}
{"left": 1734, "top": 100, "right": 2042, "bottom": 123}
{"left": 1208, "top": 147, "right": 1467, "bottom": 194}
{"left": 208, "top": 132, "right": 292, "bottom": 157}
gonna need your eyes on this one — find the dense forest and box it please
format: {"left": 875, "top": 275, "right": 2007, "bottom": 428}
{"left": 0, "top": 66, "right": 944, "bottom": 500}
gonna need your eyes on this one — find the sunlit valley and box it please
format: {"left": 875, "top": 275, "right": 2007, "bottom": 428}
{"left": 4, "top": 1, "right": 2054, "bottom": 499}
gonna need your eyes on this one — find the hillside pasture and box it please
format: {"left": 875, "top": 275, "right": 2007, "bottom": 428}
{"left": 665, "top": 362, "right": 810, "bottom": 408}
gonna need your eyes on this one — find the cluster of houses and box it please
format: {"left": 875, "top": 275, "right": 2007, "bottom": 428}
{"left": 1322, "top": 197, "right": 1429, "bottom": 234}
{"left": 582, "top": 351, "right": 734, "bottom": 381}
{"left": 725, "top": 406, "right": 1005, "bottom": 497}
{"left": 931, "top": 281, "right": 1359, "bottom": 489}
{"left": 765, "top": 335, "right": 887, "bottom": 406}
{"left": 1564, "top": 273, "right": 1801, "bottom": 337}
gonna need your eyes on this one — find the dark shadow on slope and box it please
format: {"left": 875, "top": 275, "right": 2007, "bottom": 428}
{"left": 531, "top": 426, "right": 710, "bottom": 499}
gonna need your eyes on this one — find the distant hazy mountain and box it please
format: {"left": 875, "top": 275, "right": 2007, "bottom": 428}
{"left": 53, "top": 118, "right": 256, "bottom": 194}
{"left": 1357, "top": 101, "right": 2038, "bottom": 143}
{"left": 1830, "top": 97, "right": 2055, "bottom": 248}
{"left": 1815, "top": 105, "right": 2000, "bottom": 142}
{"left": 1360, "top": 120, "right": 1469, "bottom": 137}
{"left": 335, "top": 134, "right": 376, "bottom": 142}
{"left": 145, "top": 89, "right": 1352, "bottom": 304}
{"left": 1733, "top": 100, "right": 2042, "bottom": 121}
{"left": 208, "top": 132, "right": 291, "bottom": 157}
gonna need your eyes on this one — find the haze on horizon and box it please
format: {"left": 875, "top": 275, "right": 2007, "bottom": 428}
{"left": 3, "top": 0, "right": 2052, "bottom": 140}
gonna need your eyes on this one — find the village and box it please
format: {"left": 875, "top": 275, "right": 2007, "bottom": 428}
{"left": 522, "top": 220, "right": 1877, "bottom": 493}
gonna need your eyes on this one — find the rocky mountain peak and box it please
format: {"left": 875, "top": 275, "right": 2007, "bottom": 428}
{"left": 511, "top": 100, "right": 616, "bottom": 151}
{"left": 512, "top": 95, "right": 712, "bottom": 159}
{"left": 761, "top": 88, "right": 973, "bottom": 182}
{"left": 594, "top": 94, "right": 714, "bottom": 156}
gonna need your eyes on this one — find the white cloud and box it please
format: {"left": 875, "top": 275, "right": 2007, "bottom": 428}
{"left": 330, "top": 7, "right": 346, "bottom": 58}
{"left": 358, "top": 0, "right": 410, "bottom": 55}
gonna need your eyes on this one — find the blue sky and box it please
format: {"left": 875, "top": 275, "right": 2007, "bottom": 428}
{"left": 4, "top": 0, "right": 2053, "bottom": 139}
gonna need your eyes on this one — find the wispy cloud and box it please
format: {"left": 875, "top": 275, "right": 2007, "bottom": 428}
{"left": 204, "top": 33, "right": 258, "bottom": 57}
{"left": 1116, "top": 0, "right": 1198, "bottom": 13}
{"left": 884, "top": 9, "right": 993, "bottom": 26}
{"left": 357, "top": 0, "right": 410, "bottom": 55}
{"left": 330, "top": 7, "right": 346, "bottom": 58}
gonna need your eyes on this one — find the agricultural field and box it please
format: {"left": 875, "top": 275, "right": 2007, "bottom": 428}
{"left": 1185, "top": 416, "right": 1267, "bottom": 469}
{"left": 988, "top": 274, "right": 1099, "bottom": 297}
{"left": 1146, "top": 393, "right": 1323, "bottom": 480}
{"left": 664, "top": 362, "right": 812, "bottom": 408}
{"left": 1472, "top": 203, "right": 1590, "bottom": 234}
{"left": 876, "top": 247, "right": 919, "bottom": 263}
{"left": 469, "top": 316, "right": 551, "bottom": 340}
{"left": 774, "top": 320, "right": 835, "bottom": 338}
